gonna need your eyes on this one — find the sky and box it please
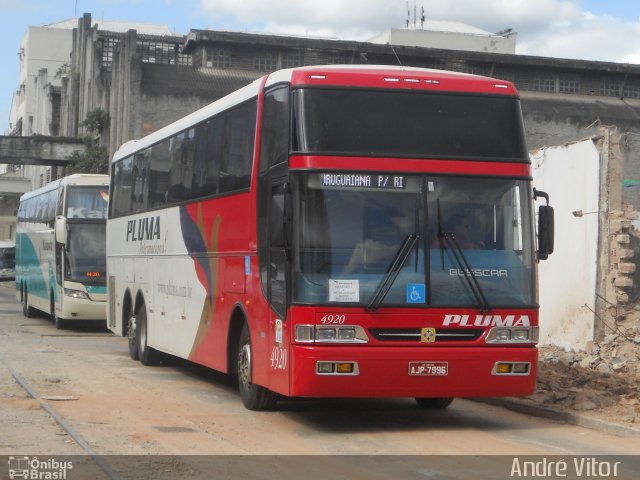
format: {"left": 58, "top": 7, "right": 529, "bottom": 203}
{"left": 2, "top": 0, "right": 640, "bottom": 133}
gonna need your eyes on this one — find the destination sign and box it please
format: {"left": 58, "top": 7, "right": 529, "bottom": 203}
{"left": 320, "top": 173, "right": 406, "bottom": 189}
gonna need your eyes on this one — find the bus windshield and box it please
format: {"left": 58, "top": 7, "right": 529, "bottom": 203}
{"left": 293, "top": 87, "right": 528, "bottom": 161}
{"left": 0, "top": 247, "right": 15, "bottom": 269}
{"left": 67, "top": 186, "right": 109, "bottom": 219}
{"left": 65, "top": 223, "right": 107, "bottom": 285}
{"left": 292, "top": 173, "right": 536, "bottom": 308}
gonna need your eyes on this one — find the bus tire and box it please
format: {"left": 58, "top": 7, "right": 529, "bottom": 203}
{"left": 136, "top": 304, "right": 161, "bottom": 366}
{"left": 51, "top": 291, "right": 66, "bottom": 329}
{"left": 21, "top": 287, "right": 35, "bottom": 318}
{"left": 237, "top": 322, "right": 277, "bottom": 411}
{"left": 415, "top": 397, "right": 454, "bottom": 409}
{"left": 127, "top": 310, "right": 139, "bottom": 361}
{"left": 54, "top": 315, "right": 66, "bottom": 329}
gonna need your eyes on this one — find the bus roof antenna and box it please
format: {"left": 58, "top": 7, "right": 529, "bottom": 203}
{"left": 405, "top": 1, "right": 410, "bottom": 28}
{"left": 389, "top": 43, "right": 403, "bottom": 66}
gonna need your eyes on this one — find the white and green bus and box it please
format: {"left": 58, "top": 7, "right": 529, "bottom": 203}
{"left": 15, "top": 174, "right": 109, "bottom": 328}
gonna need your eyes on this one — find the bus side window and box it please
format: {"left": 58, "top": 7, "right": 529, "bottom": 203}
{"left": 219, "top": 100, "right": 256, "bottom": 194}
{"left": 268, "top": 184, "right": 288, "bottom": 317}
{"left": 259, "top": 86, "right": 290, "bottom": 173}
{"left": 166, "top": 131, "right": 194, "bottom": 204}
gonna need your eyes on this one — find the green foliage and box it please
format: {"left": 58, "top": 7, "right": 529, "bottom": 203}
{"left": 80, "top": 108, "right": 109, "bottom": 135}
{"left": 65, "top": 109, "right": 111, "bottom": 175}
{"left": 55, "top": 63, "right": 70, "bottom": 78}
{"left": 65, "top": 144, "right": 109, "bottom": 175}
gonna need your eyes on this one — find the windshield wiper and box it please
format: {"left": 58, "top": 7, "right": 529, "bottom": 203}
{"left": 438, "top": 231, "right": 491, "bottom": 313}
{"left": 366, "top": 233, "right": 419, "bottom": 312}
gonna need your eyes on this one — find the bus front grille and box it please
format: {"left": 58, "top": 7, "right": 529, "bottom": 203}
{"left": 368, "top": 328, "right": 483, "bottom": 342}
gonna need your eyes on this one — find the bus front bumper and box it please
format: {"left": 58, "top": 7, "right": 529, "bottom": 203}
{"left": 59, "top": 296, "right": 107, "bottom": 321}
{"left": 288, "top": 345, "right": 537, "bottom": 399}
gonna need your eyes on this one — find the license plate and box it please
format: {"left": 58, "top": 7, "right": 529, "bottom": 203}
{"left": 408, "top": 361, "right": 448, "bottom": 376}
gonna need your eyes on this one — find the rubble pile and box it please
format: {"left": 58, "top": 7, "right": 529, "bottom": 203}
{"left": 529, "top": 306, "right": 640, "bottom": 424}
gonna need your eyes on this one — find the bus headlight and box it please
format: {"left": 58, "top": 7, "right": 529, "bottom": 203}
{"left": 64, "top": 288, "right": 89, "bottom": 299}
{"left": 295, "top": 325, "right": 369, "bottom": 344}
{"left": 316, "top": 328, "right": 337, "bottom": 341}
{"left": 512, "top": 329, "right": 530, "bottom": 341}
{"left": 295, "top": 325, "right": 314, "bottom": 342}
{"left": 486, "top": 326, "right": 538, "bottom": 344}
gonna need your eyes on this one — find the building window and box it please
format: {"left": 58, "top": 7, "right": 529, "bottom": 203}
{"left": 254, "top": 53, "right": 278, "bottom": 72}
{"left": 282, "top": 51, "right": 303, "bottom": 68}
{"left": 471, "top": 65, "right": 491, "bottom": 77}
{"left": 493, "top": 69, "right": 515, "bottom": 84}
{"left": 533, "top": 75, "right": 556, "bottom": 93}
{"left": 559, "top": 76, "right": 580, "bottom": 94}
{"left": 205, "top": 48, "right": 231, "bottom": 68}
{"left": 101, "top": 37, "right": 119, "bottom": 68}
{"left": 623, "top": 82, "right": 640, "bottom": 99}
{"left": 328, "top": 53, "right": 350, "bottom": 64}
{"left": 137, "top": 41, "right": 191, "bottom": 66}
{"left": 600, "top": 78, "right": 622, "bottom": 97}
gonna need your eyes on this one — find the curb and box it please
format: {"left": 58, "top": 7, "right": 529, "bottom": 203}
{"left": 475, "top": 397, "right": 640, "bottom": 437}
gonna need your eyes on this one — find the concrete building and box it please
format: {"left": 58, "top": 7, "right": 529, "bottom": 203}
{"left": 0, "top": 16, "right": 176, "bottom": 239}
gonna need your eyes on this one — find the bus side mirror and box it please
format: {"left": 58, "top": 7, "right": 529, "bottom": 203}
{"left": 537, "top": 205, "right": 554, "bottom": 260}
{"left": 54, "top": 216, "right": 67, "bottom": 245}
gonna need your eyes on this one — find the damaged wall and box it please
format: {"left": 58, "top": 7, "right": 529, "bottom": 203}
{"left": 532, "top": 128, "right": 639, "bottom": 351}
{"left": 532, "top": 138, "right": 600, "bottom": 350}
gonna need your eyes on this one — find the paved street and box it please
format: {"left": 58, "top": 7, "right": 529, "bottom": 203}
{"left": 0, "top": 281, "right": 638, "bottom": 479}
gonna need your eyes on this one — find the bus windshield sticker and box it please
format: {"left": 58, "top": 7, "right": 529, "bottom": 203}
{"left": 406, "top": 283, "right": 426, "bottom": 303}
{"left": 329, "top": 279, "right": 359, "bottom": 302}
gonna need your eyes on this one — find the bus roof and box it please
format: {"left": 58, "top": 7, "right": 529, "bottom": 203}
{"left": 19, "top": 174, "right": 109, "bottom": 202}
{"left": 112, "top": 64, "right": 518, "bottom": 163}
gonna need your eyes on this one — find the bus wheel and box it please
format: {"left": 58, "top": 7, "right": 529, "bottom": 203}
{"left": 127, "top": 311, "right": 139, "bottom": 361}
{"left": 415, "top": 397, "right": 454, "bottom": 409}
{"left": 237, "top": 323, "right": 277, "bottom": 411}
{"left": 21, "top": 287, "right": 35, "bottom": 318}
{"left": 51, "top": 292, "right": 65, "bottom": 329}
{"left": 136, "top": 304, "right": 161, "bottom": 366}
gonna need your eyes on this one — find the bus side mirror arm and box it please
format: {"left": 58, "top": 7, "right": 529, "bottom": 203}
{"left": 533, "top": 189, "right": 554, "bottom": 260}
{"left": 54, "top": 216, "right": 67, "bottom": 246}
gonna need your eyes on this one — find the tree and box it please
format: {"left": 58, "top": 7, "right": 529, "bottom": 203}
{"left": 65, "top": 145, "right": 109, "bottom": 175}
{"left": 64, "top": 109, "right": 110, "bottom": 175}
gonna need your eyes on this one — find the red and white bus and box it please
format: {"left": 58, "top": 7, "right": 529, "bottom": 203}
{"left": 106, "top": 65, "right": 553, "bottom": 410}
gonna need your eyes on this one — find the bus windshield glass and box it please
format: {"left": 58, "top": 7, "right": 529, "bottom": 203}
{"left": 67, "top": 186, "right": 109, "bottom": 219}
{"left": 65, "top": 222, "right": 107, "bottom": 285}
{"left": 292, "top": 173, "right": 536, "bottom": 308}
{"left": 293, "top": 88, "right": 528, "bottom": 161}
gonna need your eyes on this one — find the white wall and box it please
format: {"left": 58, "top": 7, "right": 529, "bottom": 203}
{"left": 369, "top": 28, "right": 516, "bottom": 54}
{"left": 531, "top": 139, "right": 601, "bottom": 351}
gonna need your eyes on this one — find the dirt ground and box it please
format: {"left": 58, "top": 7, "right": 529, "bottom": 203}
{"left": 524, "top": 302, "right": 640, "bottom": 426}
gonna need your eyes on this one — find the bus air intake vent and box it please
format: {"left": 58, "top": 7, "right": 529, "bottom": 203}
{"left": 369, "top": 328, "right": 483, "bottom": 342}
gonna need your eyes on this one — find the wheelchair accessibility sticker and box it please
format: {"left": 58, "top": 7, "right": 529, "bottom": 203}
{"left": 406, "top": 283, "right": 426, "bottom": 303}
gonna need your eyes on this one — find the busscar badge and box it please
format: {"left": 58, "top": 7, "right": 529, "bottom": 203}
{"left": 421, "top": 327, "right": 436, "bottom": 343}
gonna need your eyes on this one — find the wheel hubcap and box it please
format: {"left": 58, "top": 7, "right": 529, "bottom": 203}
{"left": 239, "top": 344, "right": 252, "bottom": 387}
{"left": 138, "top": 317, "right": 146, "bottom": 353}
{"left": 128, "top": 316, "right": 137, "bottom": 342}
